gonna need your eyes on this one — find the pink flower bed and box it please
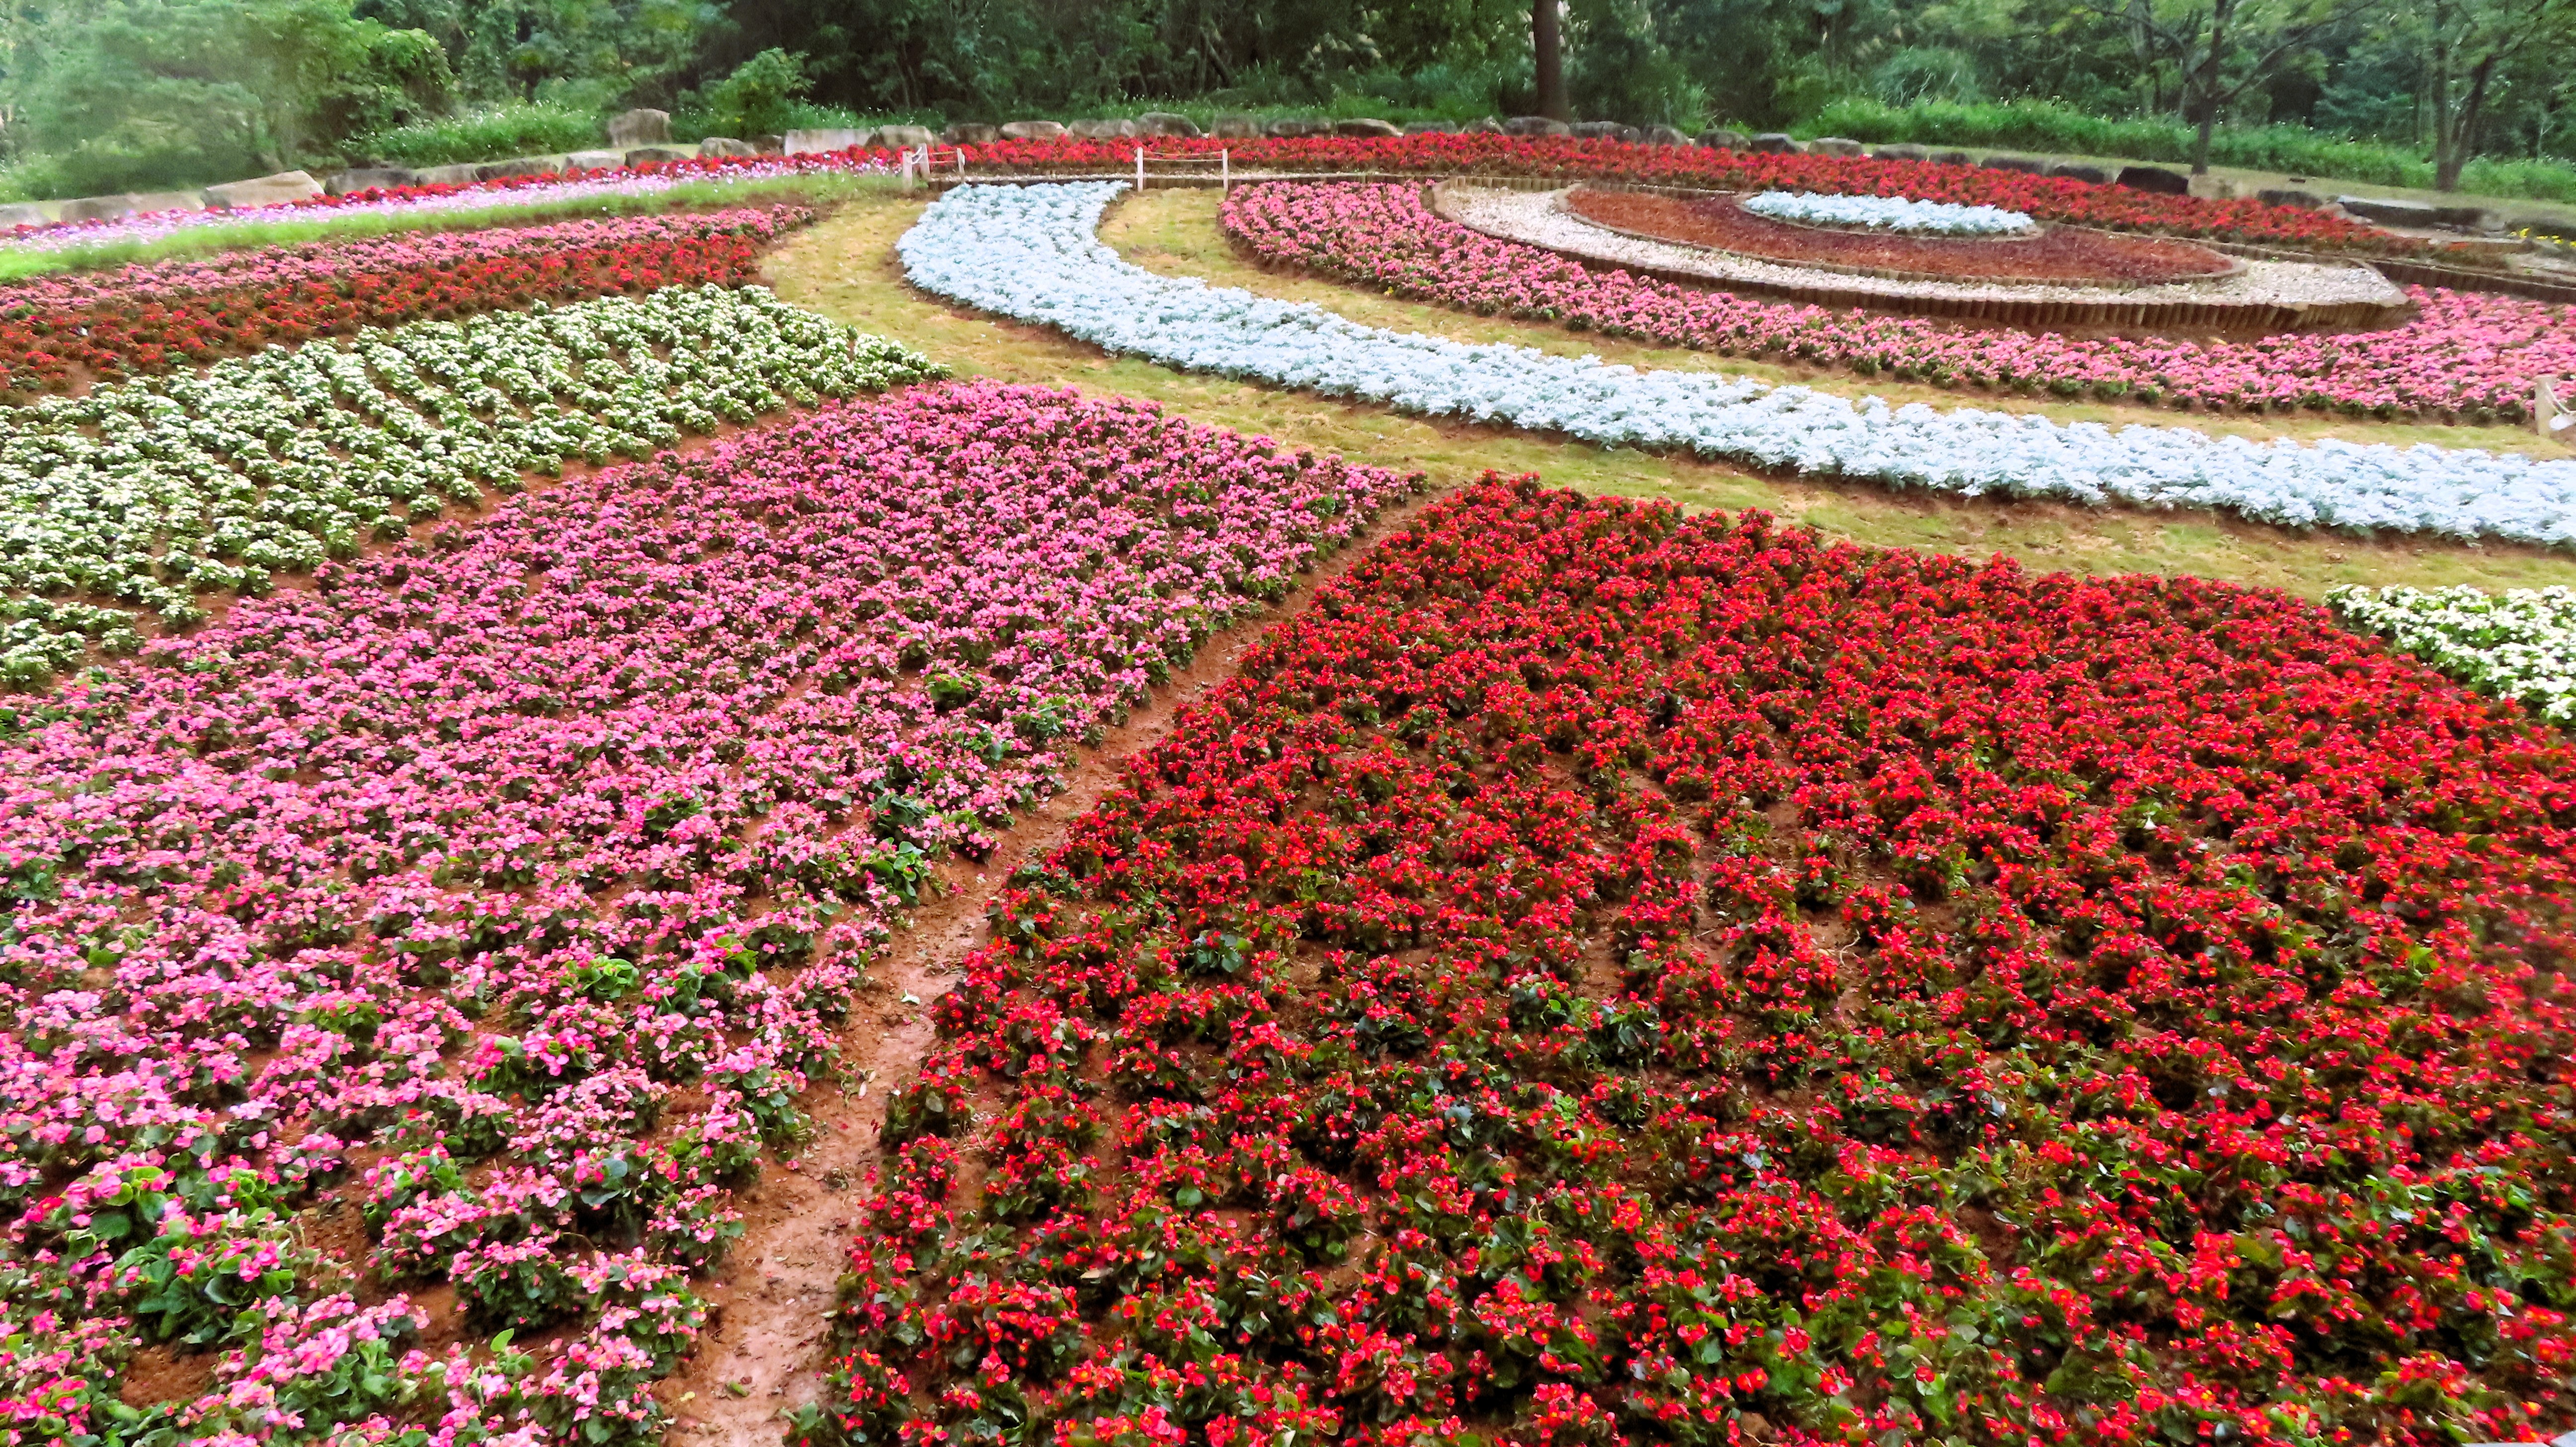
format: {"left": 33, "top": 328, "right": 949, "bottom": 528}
{"left": 1223, "top": 181, "right": 2576, "bottom": 422}
{"left": 0, "top": 381, "right": 1417, "bottom": 1444}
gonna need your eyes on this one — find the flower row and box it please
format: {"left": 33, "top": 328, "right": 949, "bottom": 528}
{"left": 0, "top": 381, "right": 1420, "bottom": 1445}
{"left": 8, "top": 134, "right": 2408, "bottom": 259}
{"left": 1740, "top": 189, "right": 2034, "bottom": 235}
{"left": 810, "top": 477, "right": 2576, "bottom": 1447}
{"left": 1228, "top": 182, "right": 2566, "bottom": 422}
{"left": 0, "top": 208, "right": 810, "bottom": 391}
{"left": 902, "top": 182, "right": 2576, "bottom": 546}
{"left": 0, "top": 284, "right": 936, "bottom": 682}
{"left": 2332, "top": 583, "right": 2576, "bottom": 724}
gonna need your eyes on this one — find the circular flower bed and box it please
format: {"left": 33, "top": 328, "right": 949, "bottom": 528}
{"left": 1569, "top": 186, "right": 2239, "bottom": 287}
{"left": 1223, "top": 182, "right": 2534, "bottom": 423}
{"left": 1741, "top": 188, "right": 2036, "bottom": 235}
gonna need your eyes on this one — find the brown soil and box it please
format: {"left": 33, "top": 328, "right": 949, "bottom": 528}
{"left": 654, "top": 485, "right": 1439, "bottom": 1446}
{"left": 118, "top": 1344, "right": 218, "bottom": 1410}
{"left": 1568, "top": 187, "right": 2236, "bottom": 285}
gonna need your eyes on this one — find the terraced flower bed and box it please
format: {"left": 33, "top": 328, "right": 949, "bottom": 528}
{"left": 0, "top": 284, "right": 925, "bottom": 683}
{"left": 809, "top": 478, "right": 2576, "bottom": 1447}
{"left": 0, "top": 381, "right": 1417, "bottom": 1447}
{"left": 1224, "top": 181, "right": 2568, "bottom": 422}
{"left": 1566, "top": 187, "right": 2235, "bottom": 286}
{"left": 909, "top": 181, "right": 2576, "bottom": 546}
{"left": 0, "top": 208, "right": 810, "bottom": 392}
{"left": 1, "top": 133, "right": 2426, "bottom": 263}
{"left": 1, "top": 149, "right": 2573, "bottom": 1447}
{"left": 950, "top": 134, "right": 2430, "bottom": 255}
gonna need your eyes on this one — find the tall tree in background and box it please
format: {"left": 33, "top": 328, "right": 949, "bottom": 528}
{"left": 2421, "top": 0, "right": 2573, "bottom": 189}
{"left": 8, "top": 0, "right": 445, "bottom": 192}
{"left": 2112, "top": 0, "right": 2361, "bottom": 172}
{"left": 1534, "top": 0, "right": 1568, "bottom": 118}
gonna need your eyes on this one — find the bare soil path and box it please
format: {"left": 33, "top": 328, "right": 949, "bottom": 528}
{"left": 655, "top": 488, "right": 1438, "bottom": 1445}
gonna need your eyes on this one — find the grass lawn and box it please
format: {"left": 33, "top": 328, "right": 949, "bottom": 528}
{"left": 767, "top": 190, "right": 2576, "bottom": 599}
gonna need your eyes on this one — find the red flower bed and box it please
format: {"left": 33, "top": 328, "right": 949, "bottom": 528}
{"left": 50, "top": 134, "right": 2419, "bottom": 259}
{"left": 1566, "top": 187, "right": 2237, "bottom": 285}
{"left": 0, "top": 208, "right": 804, "bottom": 391}
{"left": 946, "top": 134, "right": 2426, "bottom": 255}
{"left": 808, "top": 479, "right": 2576, "bottom": 1447}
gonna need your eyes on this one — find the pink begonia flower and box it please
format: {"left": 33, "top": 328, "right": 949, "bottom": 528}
{"left": 0, "top": 380, "right": 1416, "bottom": 1441}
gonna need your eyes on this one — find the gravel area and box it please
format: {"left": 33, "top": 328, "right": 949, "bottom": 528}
{"left": 1439, "top": 184, "right": 2409, "bottom": 311}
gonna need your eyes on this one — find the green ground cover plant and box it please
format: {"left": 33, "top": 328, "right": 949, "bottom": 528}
{"left": 355, "top": 101, "right": 607, "bottom": 167}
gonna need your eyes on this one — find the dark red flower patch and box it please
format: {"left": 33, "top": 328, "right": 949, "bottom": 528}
{"left": 1566, "top": 188, "right": 2237, "bottom": 285}
{"left": 808, "top": 479, "right": 2576, "bottom": 1447}
{"left": 0, "top": 208, "right": 805, "bottom": 392}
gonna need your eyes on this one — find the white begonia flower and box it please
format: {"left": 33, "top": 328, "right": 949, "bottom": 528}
{"left": 898, "top": 182, "right": 2576, "bottom": 553}
{"left": 0, "top": 285, "right": 938, "bottom": 683}
{"left": 1741, "top": 190, "right": 2039, "bottom": 236}
{"left": 2330, "top": 584, "right": 2576, "bottom": 724}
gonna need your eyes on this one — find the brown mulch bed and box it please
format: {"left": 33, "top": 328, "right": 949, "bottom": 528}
{"left": 1567, "top": 187, "right": 2238, "bottom": 285}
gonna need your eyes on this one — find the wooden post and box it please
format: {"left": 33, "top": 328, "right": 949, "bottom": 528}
{"left": 1221, "top": 149, "right": 1229, "bottom": 191}
{"left": 899, "top": 147, "right": 916, "bottom": 190}
{"left": 1134, "top": 146, "right": 1145, "bottom": 190}
{"left": 2540, "top": 376, "right": 2575, "bottom": 439}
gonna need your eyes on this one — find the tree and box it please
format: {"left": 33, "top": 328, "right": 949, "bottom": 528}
{"left": 5, "top": 0, "right": 443, "bottom": 194}
{"left": 2418, "top": 0, "right": 2575, "bottom": 190}
{"left": 1534, "top": 0, "right": 1568, "bottom": 118}
{"left": 684, "top": 45, "right": 806, "bottom": 136}
{"left": 2110, "top": 0, "right": 2366, "bottom": 173}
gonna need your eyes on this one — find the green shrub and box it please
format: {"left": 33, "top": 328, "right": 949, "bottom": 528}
{"left": 678, "top": 48, "right": 811, "bottom": 140}
{"left": 1803, "top": 96, "right": 2576, "bottom": 203}
{"left": 355, "top": 101, "right": 602, "bottom": 167}
{"left": 2458, "top": 155, "right": 2576, "bottom": 205}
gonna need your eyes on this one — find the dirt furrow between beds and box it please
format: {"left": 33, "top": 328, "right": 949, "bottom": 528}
{"left": 657, "top": 485, "right": 1437, "bottom": 1445}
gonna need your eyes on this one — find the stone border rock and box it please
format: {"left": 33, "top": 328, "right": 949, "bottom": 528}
{"left": 1432, "top": 180, "right": 2415, "bottom": 336}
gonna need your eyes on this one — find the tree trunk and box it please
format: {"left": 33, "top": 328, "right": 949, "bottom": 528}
{"left": 2187, "top": 0, "right": 2233, "bottom": 175}
{"left": 1534, "top": 0, "right": 1568, "bottom": 121}
{"left": 2435, "top": 56, "right": 2498, "bottom": 191}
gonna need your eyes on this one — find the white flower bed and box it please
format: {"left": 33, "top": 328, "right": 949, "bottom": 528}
{"left": 2329, "top": 584, "right": 2576, "bottom": 724}
{"left": 899, "top": 182, "right": 2576, "bottom": 550}
{"left": 0, "top": 284, "right": 935, "bottom": 681}
{"left": 1742, "top": 190, "right": 2036, "bottom": 236}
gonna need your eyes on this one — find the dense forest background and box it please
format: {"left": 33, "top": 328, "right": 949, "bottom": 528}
{"left": 0, "top": 0, "right": 2571, "bottom": 201}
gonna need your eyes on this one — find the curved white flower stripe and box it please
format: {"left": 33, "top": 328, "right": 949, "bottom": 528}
{"left": 2330, "top": 583, "right": 2576, "bottom": 724}
{"left": 1742, "top": 189, "right": 2036, "bottom": 235}
{"left": 0, "top": 284, "right": 936, "bottom": 681}
{"left": 899, "top": 182, "right": 2576, "bottom": 551}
